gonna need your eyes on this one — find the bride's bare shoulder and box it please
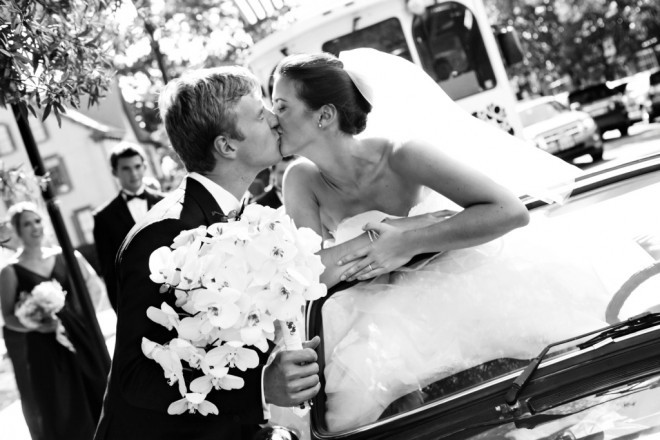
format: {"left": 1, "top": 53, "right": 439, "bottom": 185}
{"left": 285, "top": 157, "right": 320, "bottom": 184}
{"left": 388, "top": 138, "right": 440, "bottom": 171}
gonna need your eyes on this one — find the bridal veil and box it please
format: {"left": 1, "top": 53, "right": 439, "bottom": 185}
{"left": 338, "top": 48, "right": 582, "bottom": 204}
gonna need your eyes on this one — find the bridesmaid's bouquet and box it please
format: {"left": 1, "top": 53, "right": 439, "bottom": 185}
{"left": 15, "top": 280, "right": 67, "bottom": 329}
{"left": 15, "top": 280, "right": 75, "bottom": 352}
{"left": 144, "top": 204, "right": 326, "bottom": 416}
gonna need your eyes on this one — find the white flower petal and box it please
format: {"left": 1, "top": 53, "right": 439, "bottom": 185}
{"left": 141, "top": 338, "right": 160, "bottom": 359}
{"left": 219, "top": 374, "right": 244, "bottom": 390}
{"left": 190, "top": 376, "right": 214, "bottom": 395}
{"left": 167, "top": 398, "right": 188, "bottom": 415}
{"left": 197, "top": 400, "right": 219, "bottom": 416}
{"left": 208, "top": 303, "right": 240, "bottom": 329}
{"left": 235, "top": 347, "right": 259, "bottom": 371}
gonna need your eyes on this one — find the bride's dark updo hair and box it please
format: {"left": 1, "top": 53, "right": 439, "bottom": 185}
{"left": 275, "top": 52, "right": 372, "bottom": 135}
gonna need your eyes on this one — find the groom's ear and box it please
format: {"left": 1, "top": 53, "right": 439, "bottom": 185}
{"left": 212, "top": 135, "right": 237, "bottom": 159}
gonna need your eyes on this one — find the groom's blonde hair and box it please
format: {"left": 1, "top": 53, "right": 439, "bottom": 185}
{"left": 158, "top": 66, "right": 260, "bottom": 173}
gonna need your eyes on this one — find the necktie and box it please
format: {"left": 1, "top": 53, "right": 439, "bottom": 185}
{"left": 124, "top": 191, "right": 147, "bottom": 202}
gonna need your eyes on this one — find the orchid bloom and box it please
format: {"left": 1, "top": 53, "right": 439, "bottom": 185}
{"left": 146, "top": 302, "right": 180, "bottom": 331}
{"left": 143, "top": 341, "right": 187, "bottom": 396}
{"left": 192, "top": 287, "right": 242, "bottom": 329}
{"left": 262, "top": 272, "right": 307, "bottom": 321}
{"left": 206, "top": 342, "right": 259, "bottom": 372}
{"left": 167, "top": 393, "right": 219, "bottom": 416}
{"left": 191, "top": 373, "right": 245, "bottom": 393}
{"left": 294, "top": 226, "right": 323, "bottom": 254}
{"left": 239, "top": 308, "right": 275, "bottom": 353}
{"left": 149, "top": 246, "right": 185, "bottom": 287}
{"left": 246, "top": 228, "right": 298, "bottom": 274}
{"left": 171, "top": 225, "right": 207, "bottom": 249}
{"left": 169, "top": 338, "right": 205, "bottom": 368}
{"left": 176, "top": 315, "right": 210, "bottom": 344}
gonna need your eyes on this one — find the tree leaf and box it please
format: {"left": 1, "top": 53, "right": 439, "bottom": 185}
{"left": 42, "top": 103, "right": 52, "bottom": 121}
{"left": 53, "top": 105, "right": 62, "bottom": 127}
{"left": 54, "top": 101, "right": 66, "bottom": 114}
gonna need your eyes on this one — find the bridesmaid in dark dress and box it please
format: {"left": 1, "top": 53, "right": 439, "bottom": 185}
{"left": 0, "top": 202, "right": 109, "bottom": 440}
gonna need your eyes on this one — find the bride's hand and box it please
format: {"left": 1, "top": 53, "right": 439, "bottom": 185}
{"left": 337, "top": 222, "right": 414, "bottom": 282}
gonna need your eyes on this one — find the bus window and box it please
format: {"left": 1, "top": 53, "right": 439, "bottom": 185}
{"left": 412, "top": 2, "right": 496, "bottom": 100}
{"left": 322, "top": 17, "right": 412, "bottom": 61}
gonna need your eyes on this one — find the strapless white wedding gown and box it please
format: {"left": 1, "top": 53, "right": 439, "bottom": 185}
{"left": 321, "top": 198, "right": 620, "bottom": 432}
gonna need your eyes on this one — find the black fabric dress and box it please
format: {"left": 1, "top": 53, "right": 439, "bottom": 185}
{"left": 3, "top": 253, "right": 108, "bottom": 440}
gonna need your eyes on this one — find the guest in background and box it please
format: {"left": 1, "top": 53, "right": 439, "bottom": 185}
{"left": 93, "top": 142, "right": 163, "bottom": 312}
{"left": 248, "top": 167, "right": 270, "bottom": 201}
{"left": 252, "top": 156, "right": 295, "bottom": 209}
{"left": 0, "top": 202, "right": 109, "bottom": 440}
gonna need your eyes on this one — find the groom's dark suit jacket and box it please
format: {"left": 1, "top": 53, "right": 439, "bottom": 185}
{"left": 94, "top": 178, "right": 269, "bottom": 440}
{"left": 93, "top": 188, "right": 163, "bottom": 311}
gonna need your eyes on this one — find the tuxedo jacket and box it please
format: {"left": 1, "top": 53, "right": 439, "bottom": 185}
{"left": 252, "top": 187, "right": 282, "bottom": 209}
{"left": 93, "top": 188, "right": 163, "bottom": 311}
{"left": 94, "top": 178, "right": 268, "bottom": 440}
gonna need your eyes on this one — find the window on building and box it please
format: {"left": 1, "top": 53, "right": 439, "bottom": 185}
{"left": 30, "top": 119, "right": 49, "bottom": 143}
{"left": 73, "top": 206, "right": 95, "bottom": 245}
{"left": 0, "top": 124, "right": 16, "bottom": 156}
{"left": 44, "top": 154, "right": 72, "bottom": 195}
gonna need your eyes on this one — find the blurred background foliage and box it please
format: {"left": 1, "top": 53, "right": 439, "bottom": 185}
{"left": 2, "top": 0, "right": 660, "bottom": 140}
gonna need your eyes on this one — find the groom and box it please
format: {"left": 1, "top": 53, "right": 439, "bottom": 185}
{"left": 94, "top": 66, "right": 321, "bottom": 440}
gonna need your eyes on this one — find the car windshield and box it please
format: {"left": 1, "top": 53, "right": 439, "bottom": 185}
{"left": 469, "top": 376, "right": 660, "bottom": 440}
{"left": 518, "top": 100, "right": 567, "bottom": 127}
{"left": 314, "top": 158, "right": 660, "bottom": 435}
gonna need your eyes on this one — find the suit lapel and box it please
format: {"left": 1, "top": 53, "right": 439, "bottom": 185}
{"left": 145, "top": 189, "right": 161, "bottom": 210}
{"left": 182, "top": 177, "right": 226, "bottom": 226}
{"left": 112, "top": 193, "right": 135, "bottom": 227}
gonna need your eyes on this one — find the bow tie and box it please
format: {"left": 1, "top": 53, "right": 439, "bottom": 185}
{"left": 123, "top": 191, "right": 147, "bottom": 202}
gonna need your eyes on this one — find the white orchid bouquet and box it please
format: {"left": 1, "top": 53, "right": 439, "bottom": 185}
{"left": 144, "top": 204, "right": 326, "bottom": 416}
{"left": 15, "top": 280, "right": 67, "bottom": 328}
{"left": 15, "top": 280, "right": 75, "bottom": 352}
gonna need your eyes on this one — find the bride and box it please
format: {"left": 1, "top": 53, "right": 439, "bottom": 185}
{"left": 271, "top": 49, "right": 611, "bottom": 432}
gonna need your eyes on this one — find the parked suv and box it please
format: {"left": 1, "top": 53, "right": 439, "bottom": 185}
{"left": 648, "top": 69, "right": 660, "bottom": 121}
{"left": 517, "top": 96, "right": 603, "bottom": 162}
{"left": 568, "top": 83, "right": 636, "bottom": 136}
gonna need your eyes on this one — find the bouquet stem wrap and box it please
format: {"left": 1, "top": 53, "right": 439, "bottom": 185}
{"left": 281, "top": 317, "right": 312, "bottom": 416}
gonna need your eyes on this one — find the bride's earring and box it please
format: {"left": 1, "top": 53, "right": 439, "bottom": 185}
{"left": 318, "top": 117, "right": 323, "bottom": 129}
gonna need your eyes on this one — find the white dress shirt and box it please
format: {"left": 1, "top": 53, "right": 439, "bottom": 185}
{"left": 187, "top": 172, "right": 270, "bottom": 419}
{"left": 122, "top": 184, "right": 149, "bottom": 223}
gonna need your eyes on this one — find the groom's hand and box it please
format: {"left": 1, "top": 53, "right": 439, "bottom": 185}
{"left": 264, "top": 336, "right": 321, "bottom": 407}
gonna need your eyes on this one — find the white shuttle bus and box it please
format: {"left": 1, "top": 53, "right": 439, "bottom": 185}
{"left": 247, "top": 0, "right": 525, "bottom": 136}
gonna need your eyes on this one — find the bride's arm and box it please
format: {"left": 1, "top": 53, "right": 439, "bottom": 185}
{"left": 283, "top": 160, "right": 370, "bottom": 288}
{"left": 339, "top": 139, "right": 530, "bottom": 281}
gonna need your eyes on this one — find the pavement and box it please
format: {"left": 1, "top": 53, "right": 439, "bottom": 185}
{"left": 0, "top": 308, "right": 116, "bottom": 440}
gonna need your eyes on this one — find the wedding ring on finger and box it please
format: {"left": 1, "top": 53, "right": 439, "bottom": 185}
{"left": 368, "top": 264, "right": 374, "bottom": 272}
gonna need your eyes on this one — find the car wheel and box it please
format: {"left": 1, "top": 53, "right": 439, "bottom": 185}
{"left": 591, "top": 149, "right": 604, "bottom": 162}
{"left": 619, "top": 126, "right": 629, "bottom": 136}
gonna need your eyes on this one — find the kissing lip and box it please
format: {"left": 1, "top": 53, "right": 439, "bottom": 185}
{"left": 277, "top": 134, "right": 284, "bottom": 157}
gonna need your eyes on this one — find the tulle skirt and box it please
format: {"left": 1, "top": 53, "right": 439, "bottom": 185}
{"left": 321, "top": 226, "right": 617, "bottom": 432}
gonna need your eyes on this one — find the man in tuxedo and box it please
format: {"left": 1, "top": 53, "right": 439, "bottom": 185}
{"left": 93, "top": 143, "right": 163, "bottom": 312}
{"left": 94, "top": 66, "right": 321, "bottom": 440}
{"left": 252, "top": 155, "right": 294, "bottom": 209}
